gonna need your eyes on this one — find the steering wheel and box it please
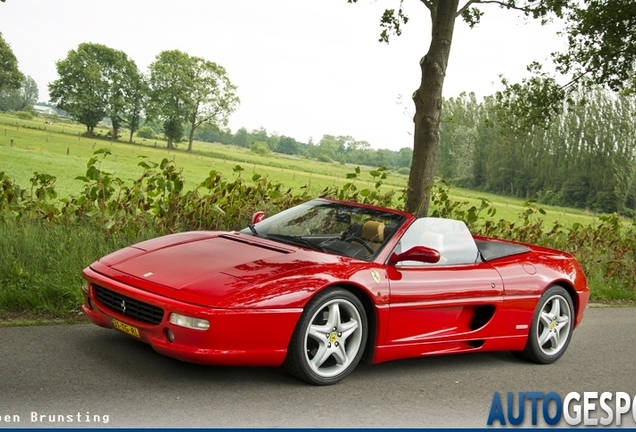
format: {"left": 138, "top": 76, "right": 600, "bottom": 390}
{"left": 343, "top": 236, "right": 375, "bottom": 254}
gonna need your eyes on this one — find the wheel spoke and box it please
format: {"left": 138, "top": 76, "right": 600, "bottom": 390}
{"left": 326, "top": 303, "right": 342, "bottom": 330}
{"left": 548, "top": 298, "right": 561, "bottom": 319}
{"left": 553, "top": 316, "right": 570, "bottom": 345}
{"left": 332, "top": 341, "right": 349, "bottom": 366}
{"left": 539, "top": 311, "right": 553, "bottom": 327}
{"left": 308, "top": 323, "right": 330, "bottom": 342}
{"left": 310, "top": 342, "right": 332, "bottom": 369}
{"left": 339, "top": 318, "right": 359, "bottom": 341}
{"left": 538, "top": 327, "right": 552, "bottom": 347}
{"left": 548, "top": 330, "right": 559, "bottom": 349}
{"left": 556, "top": 315, "right": 569, "bottom": 328}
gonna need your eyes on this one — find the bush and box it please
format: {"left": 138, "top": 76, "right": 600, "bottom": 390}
{"left": 16, "top": 111, "right": 34, "bottom": 120}
{"left": 136, "top": 126, "right": 156, "bottom": 139}
{"left": 1, "top": 152, "right": 635, "bottom": 318}
{"left": 251, "top": 142, "right": 270, "bottom": 156}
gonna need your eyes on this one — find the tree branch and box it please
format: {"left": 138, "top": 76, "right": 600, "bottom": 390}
{"left": 560, "top": 71, "right": 589, "bottom": 92}
{"left": 470, "top": 0, "right": 542, "bottom": 13}
{"left": 457, "top": 0, "right": 477, "bottom": 17}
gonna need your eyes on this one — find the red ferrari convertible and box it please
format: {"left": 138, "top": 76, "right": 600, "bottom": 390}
{"left": 82, "top": 199, "right": 589, "bottom": 385}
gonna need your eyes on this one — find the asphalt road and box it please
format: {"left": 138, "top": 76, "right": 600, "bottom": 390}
{"left": 0, "top": 307, "right": 635, "bottom": 428}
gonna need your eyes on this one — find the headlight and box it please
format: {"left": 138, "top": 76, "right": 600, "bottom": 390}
{"left": 169, "top": 313, "right": 210, "bottom": 331}
{"left": 81, "top": 279, "right": 89, "bottom": 292}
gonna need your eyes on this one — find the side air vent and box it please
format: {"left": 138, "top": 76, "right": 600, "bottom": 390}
{"left": 467, "top": 340, "right": 485, "bottom": 348}
{"left": 469, "top": 305, "right": 496, "bottom": 330}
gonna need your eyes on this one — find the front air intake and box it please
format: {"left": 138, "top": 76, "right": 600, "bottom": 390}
{"left": 94, "top": 285, "right": 164, "bottom": 325}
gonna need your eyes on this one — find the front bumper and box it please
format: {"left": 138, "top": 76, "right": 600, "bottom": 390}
{"left": 82, "top": 267, "right": 302, "bottom": 367}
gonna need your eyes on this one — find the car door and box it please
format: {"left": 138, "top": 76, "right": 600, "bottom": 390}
{"left": 383, "top": 218, "right": 504, "bottom": 355}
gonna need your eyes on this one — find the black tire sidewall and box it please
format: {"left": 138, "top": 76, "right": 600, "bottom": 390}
{"left": 286, "top": 288, "right": 368, "bottom": 385}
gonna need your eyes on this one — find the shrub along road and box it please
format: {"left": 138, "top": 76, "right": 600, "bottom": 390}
{"left": 0, "top": 307, "right": 634, "bottom": 428}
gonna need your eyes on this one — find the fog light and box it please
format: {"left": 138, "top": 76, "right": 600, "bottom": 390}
{"left": 81, "top": 279, "right": 89, "bottom": 292}
{"left": 165, "top": 328, "right": 175, "bottom": 343}
{"left": 169, "top": 313, "right": 210, "bottom": 331}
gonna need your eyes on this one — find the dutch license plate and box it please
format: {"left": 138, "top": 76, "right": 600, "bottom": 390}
{"left": 112, "top": 318, "right": 140, "bottom": 338}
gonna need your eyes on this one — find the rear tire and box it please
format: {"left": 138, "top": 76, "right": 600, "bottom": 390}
{"left": 514, "top": 285, "right": 574, "bottom": 364}
{"left": 285, "top": 288, "right": 367, "bottom": 385}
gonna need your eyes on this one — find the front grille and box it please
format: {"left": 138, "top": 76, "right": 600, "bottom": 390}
{"left": 94, "top": 285, "right": 164, "bottom": 325}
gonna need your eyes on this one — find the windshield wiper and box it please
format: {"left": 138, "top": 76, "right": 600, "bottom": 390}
{"left": 265, "top": 234, "right": 326, "bottom": 252}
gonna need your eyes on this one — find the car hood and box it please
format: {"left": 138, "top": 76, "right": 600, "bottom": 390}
{"left": 96, "top": 231, "right": 351, "bottom": 308}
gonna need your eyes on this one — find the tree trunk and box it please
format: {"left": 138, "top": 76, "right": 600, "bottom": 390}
{"left": 187, "top": 120, "right": 195, "bottom": 153}
{"left": 187, "top": 105, "right": 198, "bottom": 153}
{"left": 405, "top": 0, "right": 459, "bottom": 217}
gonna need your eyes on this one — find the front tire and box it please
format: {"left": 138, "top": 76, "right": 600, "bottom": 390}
{"left": 285, "top": 288, "right": 368, "bottom": 385}
{"left": 515, "top": 285, "right": 574, "bottom": 364}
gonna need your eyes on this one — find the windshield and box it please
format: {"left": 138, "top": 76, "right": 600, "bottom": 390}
{"left": 240, "top": 200, "right": 406, "bottom": 261}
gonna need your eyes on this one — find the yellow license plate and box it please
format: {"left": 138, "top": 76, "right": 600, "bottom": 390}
{"left": 112, "top": 318, "right": 140, "bottom": 338}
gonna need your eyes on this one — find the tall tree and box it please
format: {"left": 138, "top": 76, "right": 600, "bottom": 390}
{"left": 0, "top": 32, "right": 24, "bottom": 94}
{"left": 147, "top": 50, "right": 195, "bottom": 150}
{"left": 185, "top": 58, "right": 239, "bottom": 152}
{"left": 49, "top": 43, "right": 141, "bottom": 137}
{"left": 120, "top": 70, "right": 148, "bottom": 143}
{"left": 103, "top": 50, "right": 144, "bottom": 140}
{"left": 20, "top": 75, "right": 38, "bottom": 108}
{"left": 0, "top": 75, "right": 38, "bottom": 111}
{"left": 497, "top": 0, "right": 636, "bottom": 137}
{"left": 348, "top": 1, "right": 567, "bottom": 216}
{"left": 49, "top": 43, "right": 110, "bottom": 135}
{"left": 556, "top": 0, "right": 636, "bottom": 93}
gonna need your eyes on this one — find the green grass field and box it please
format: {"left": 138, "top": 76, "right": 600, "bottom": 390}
{"left": 0, "top": 112, "right": 607, "bottom": 228}
{"left": 1, "top": 112, "right": 634, "bottom": 318}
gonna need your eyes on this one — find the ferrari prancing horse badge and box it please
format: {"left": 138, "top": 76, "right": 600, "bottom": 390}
{"left": 370, "top": 270, "right": 381, "bottom": 285}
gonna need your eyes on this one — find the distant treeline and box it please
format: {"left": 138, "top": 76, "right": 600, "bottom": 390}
{"left": 437, "top": 88, "right": 636, "bottom": 215}
{"left": 138, "top": 120, "right": 415, "bottom": 173}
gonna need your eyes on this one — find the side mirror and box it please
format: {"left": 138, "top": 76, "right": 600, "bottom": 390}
{"left": 389, "top": 246, "right": 441, "bottom": 265}
{"left": 251, "top": 211, "right": 266, "bottom": 224}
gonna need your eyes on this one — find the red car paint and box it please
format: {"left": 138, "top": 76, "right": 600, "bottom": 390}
{"left": 81, "top": 199, "right": 589, "bottom": 375}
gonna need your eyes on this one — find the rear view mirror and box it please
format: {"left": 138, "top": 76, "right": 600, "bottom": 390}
{"left": 389, "top": 246, "right": 441, "bottom": 265}
{"left": 251, "top": 211, "right": 266, "bottom": 224}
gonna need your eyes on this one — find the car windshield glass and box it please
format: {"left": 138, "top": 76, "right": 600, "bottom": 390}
{"left": 240, "top": 200, "right": 406, "bottom": 261}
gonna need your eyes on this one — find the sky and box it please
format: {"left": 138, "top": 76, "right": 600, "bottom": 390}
{"left": 0, "top": 0, "right": 566, "bottom": 151}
